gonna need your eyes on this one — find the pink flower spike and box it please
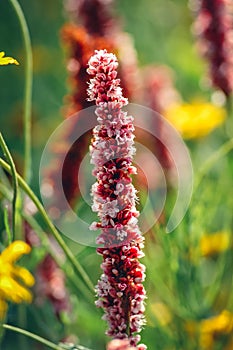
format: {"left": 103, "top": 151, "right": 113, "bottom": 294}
{"left": 87, "top": 49, "right": 147, "bottom": 348}
{"left": 193, "top": 0, "right": 233, "bottom": 96}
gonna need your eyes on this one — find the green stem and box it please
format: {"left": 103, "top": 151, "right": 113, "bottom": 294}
{"left": 0, "top": 133, "right": 18, "bottom": 240}
{"left": 0, "top": 184, "right": 94, "bottom": 301}
{"left": 18, "top": 305, "right": 27, "bottom": 350}
{"left": 195, "top": 138, "right": 233, "bottom": 189}
{"left": 226, "top": 96, "right": 233, "bottom": 115}
{"left": 0, "top": 157, "right": 94, "bottom": 294}
{"left": 2, "top": 324, "right": 93, "bottom": 350}
{"left": 204, "top": 250, "right": 232, "bottom": 310}
{"left": 225, "top": 97, "right": 233, "bottom": 138}
{"left": 2, "top": 324, "right": 64, "bottom": 350}
{"left": 9, "top": 0, "right": 33, "bottom": 183}
{"left": 23, "top": 213, "right": 93, "bottom": 301}
{"left": 3, "top": 206, "right": 12, "bottom": 244}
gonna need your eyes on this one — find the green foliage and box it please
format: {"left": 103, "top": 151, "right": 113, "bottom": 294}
{"left": 0, "top": 0, "right": 233, "bottom": 349}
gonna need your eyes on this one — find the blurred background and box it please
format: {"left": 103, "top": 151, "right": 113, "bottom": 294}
{"left": 0, "top": 0, "right": 233, "bottom": 349}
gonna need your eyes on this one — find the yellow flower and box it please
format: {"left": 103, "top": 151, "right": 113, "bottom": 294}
{"left": 200, "top": 231, "right": 231, "bottom": 257}
{"left": 0, "top": 241, "right": 35, "bottom": 320}
{"left": 164, "top": 102, "right": 226, "bottom": 139}
{"left": 201, "top": 310, "right": 233, "bottom": 334}
{"left": 0, "top": 51, "right": 19, "bottom": 66}
{"left": 186, "top": 311, "right": 233, "bottom": 349}
{"left": 200, "top": 310, "right": 233, "bottom": 349}
{"left": 150, "top": 302, "right": 172, "bottom": 326}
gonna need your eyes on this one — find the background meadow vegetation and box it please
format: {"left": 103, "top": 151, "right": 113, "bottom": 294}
{"left": 0, "top": 0, "right": 233, "bottom": 349}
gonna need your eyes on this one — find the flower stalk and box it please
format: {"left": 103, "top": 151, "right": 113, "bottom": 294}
{"left": 0, "top": 157, "right": 94, "bottom": 294}
{"left": 9, "top": 0, "right": 33, "bottom": 183}
{"left": 0, "top": 133, "right": 19, "bottom": 240}
{"left": 2, "top": 324, "right": 93, "bottom": 350}
{"left": 2, "top": 324, "right": 64, "bottom": 350}
{"left": 87, "top": 50, "right": 146, "bottom": 348}
{"left": 193, "top": 0, "right": 233, "bottom": 97}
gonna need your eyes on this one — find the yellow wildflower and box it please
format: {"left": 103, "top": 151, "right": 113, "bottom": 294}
{"left": 200, "top": 310, "right": 233, "bottom": 349}
{"left": 0, "top": 241, "right": 35, "bottom": 320}
{"left": 200, "top": 231, "right": 231, "bottom": 257}
{"left": 0, "top": 51, "right": 19, "bottom": 66}
{"left": 164, "top": 102, "right": 226, "bottom": 139}
{"left": 150, "top": 302, "right": 172, "bottom": 326}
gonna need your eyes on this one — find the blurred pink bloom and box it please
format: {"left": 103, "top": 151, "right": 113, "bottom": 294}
{"left": 193, "top": 0, "right": 233, "bottom": 96}
{"left": 87, "top": 49, "right": 147, "bottom": 348}
{"left": 141, "top": 65, "right": 181, "bottom": 172}
{"left": 23, "top": 199, "right": 71, "bottom": 318}
{"left": 35, "top": 238, "right": 71, "bottom": 318}
{"left": 142, "top": 65, "right": 181, "bottom": 114}
{"left": 47, "top": 0, "right": 139, "bottom": 208}
{"left": 115, "top": 33, "right": 141, "bottom": 102}
{"left": 64, "top": 0, "right": 115, "bottom": 36}
{"left": 107, "top": 339, "right": 147, "bottom": 350}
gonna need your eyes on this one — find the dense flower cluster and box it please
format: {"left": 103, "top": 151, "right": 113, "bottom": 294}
{"left": 87, "top": 49, "right": 146, "bottom": 348}
{"left": 193, "top": 0, "right": 233, "bottom": 96}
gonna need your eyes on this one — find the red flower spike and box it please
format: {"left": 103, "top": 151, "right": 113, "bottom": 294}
{"left": 193, "top": 0, "right": 233, "bottom": 96}
{"left": 87, "top": 50, "right": 147, "bottom": 348}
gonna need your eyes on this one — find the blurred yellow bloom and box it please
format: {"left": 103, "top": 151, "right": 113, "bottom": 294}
{"left": 200, "top": 231, "right": 231, "bottom": 257}
{"left": 200, "top": 310, "right": 233, "bottom": 349}
{"left": 0, "top": 241, "right": 35, "bottom": 320}
{"left": 201, "top": 310, "right": 233, "bottom": 334}
{"left": 150, "top": 302, "right": 172, "bottom": 326}
{"left": 164, "top": 102, "right": 226, "bottom": 139}
{"left": 0, "top": 51, "right": 19, "bottom": 66}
